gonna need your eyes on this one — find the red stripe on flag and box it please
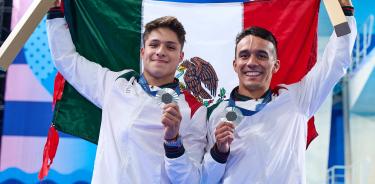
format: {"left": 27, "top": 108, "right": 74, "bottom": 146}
{"left": 52, "top": 72, "right": 65, "bottom": 109}
{"left": 243, "top": 0, "right": 320, "bottom": 87}
{"left": 307, "top": 117, "right": 318, "bottom": 149}
{"left": 183, "top": 90, "right": 203, "bottom": 118}
{"left": 38, "top": 126, "right": 59, "bottom": 180}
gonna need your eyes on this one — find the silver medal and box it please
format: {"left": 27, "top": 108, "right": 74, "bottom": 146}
{"left": 223, "top": 107, "right": 243, "bottom": 126}
{"left": 156, "top": 88, "right": 179, "bottom": 105}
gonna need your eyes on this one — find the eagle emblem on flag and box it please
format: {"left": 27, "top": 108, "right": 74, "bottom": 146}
{"left": 179, "top": 57, "right": 218, "bottom": 99}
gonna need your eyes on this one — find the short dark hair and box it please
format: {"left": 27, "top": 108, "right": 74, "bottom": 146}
{"left": 235, "top": 26, "right": 278, "bottom": 58}
{"left": 143, "top": 16, "right": 186, "bottom": 49}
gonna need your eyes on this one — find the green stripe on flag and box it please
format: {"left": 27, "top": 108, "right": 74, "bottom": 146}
{"left": 53, "top": 0, "right": 142, "bottom": 144}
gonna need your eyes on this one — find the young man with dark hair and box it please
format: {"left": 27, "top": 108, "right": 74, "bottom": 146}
{"left": 201, "top": 0, "right": 357, "bottom": 183}
{"left": 47, "top": 3, "right": 206, "bottom": 184}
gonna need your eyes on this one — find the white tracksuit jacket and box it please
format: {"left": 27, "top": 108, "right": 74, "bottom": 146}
{"left": 47, "top": 17, "right": 207, "bottom": 184}
{"left": 199, "top": 16, "right": 357, "bottom": 184}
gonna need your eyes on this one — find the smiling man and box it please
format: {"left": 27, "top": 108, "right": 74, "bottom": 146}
{"left": 233, "top": 28, "right": 280, "bottom": 97}
{"left": 201, "top": 0, "right": 357, "bottom": 183}
{"left": 46, "top": 3, "right": 207, "bottom": 183}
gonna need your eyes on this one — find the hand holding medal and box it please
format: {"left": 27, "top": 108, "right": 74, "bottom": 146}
{"left": 157, "top": 88, "right": 181, "bottom": 141}
{"left": 213, "top": 106, "right": 243, "bottom": 153}
{"left": 214, "top": 121, "right": 235, "bottom": 153}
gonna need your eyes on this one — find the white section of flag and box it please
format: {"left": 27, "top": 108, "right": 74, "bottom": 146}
{"left": 142, "top": 0, "right": 243, "bottom": 96}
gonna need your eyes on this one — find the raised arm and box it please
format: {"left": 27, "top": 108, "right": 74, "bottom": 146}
{"left": 46, "top": 7, "right": 127, "bottom": 108}
{"left": 288, "top": 4, "right": 357, "bottom": 117}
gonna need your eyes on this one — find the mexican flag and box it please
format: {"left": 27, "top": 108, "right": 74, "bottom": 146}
{"left": 53, "top": 0, "right": 320, "bottom": 144}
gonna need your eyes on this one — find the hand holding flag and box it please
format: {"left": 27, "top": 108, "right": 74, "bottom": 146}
{"left": 339, "top": 0, "right": 353, "bottom": 6}
{"left": 54, "top": 0, "right": 61, "bottom": 7}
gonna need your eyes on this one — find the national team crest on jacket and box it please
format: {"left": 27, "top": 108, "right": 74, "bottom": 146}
{"left": 177, "top": 57, "right": 218, "bottom": 100}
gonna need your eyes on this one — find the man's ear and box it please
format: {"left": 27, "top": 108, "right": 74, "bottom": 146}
{"left": 273, "top": 59, "right": 280, "bottom": 73}
{"left": 179, "top": 51, "right": 184, "bottom": 62}
{"left": 233, "top": 59, "right": 239, "bottom": 73}
{"left": 140, "top": 47, "right": 145, "bottom": 59}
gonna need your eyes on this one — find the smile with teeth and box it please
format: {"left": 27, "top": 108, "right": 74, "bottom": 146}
{"left": 244, "top": 71, "right": 262, "bottom": 77}
{"left": 152, "top": 59, "right": 168, "bottom": 63}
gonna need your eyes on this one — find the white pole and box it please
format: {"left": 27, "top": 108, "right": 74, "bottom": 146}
{"left": 0, "top": 0, "right": 55, "bottom": 71}
{"left": 322, "top": 0, "right": 351, "bottom": 37}
{"left": 343, "top": 74, "right": 352, "bottom": 183}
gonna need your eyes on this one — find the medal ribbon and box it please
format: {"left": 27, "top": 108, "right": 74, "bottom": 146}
{"left": 228, "top": 90, "right": 272, "bottom": 116}
{"left": 138, "top": 74, "right": 181, "bottom": 97}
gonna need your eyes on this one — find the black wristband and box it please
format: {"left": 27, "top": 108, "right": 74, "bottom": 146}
{"left": 47, "top": 7, "right": 64, "bottom": 20}
{"left": 342, "top": 6, "right": 354, "bottom": 16}
{"left": 210, "top": 144, "right": 230, "bottom": 164}
{"left": 164, "top": 144, "right": 185, "bottom": 159}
